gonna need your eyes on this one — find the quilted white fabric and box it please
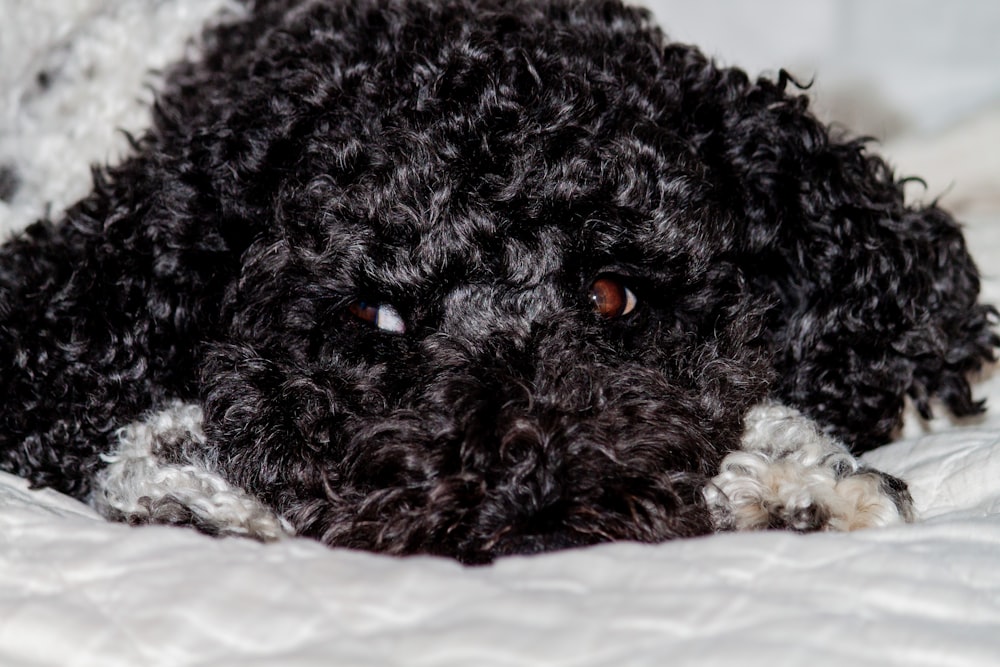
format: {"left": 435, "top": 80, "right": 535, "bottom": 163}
{"left": 2, "top": 2, "right": 1000, "bottom": 665}
{"left": 3, "top": 414, "right": 1000, "bottom": 667}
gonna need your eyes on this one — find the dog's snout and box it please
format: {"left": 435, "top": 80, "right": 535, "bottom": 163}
{"left": 401, "top": 301, "right": 729, "bottom": 561}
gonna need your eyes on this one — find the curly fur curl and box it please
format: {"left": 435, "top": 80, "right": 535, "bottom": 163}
{"left": 0, "top": 0, "right": 994, "bottom": 563}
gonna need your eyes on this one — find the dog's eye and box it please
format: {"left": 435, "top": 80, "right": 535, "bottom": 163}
{"left": 348, "top": 301, "right": 406, "bottom": 334}
{"left": 589, "top": 276, "right": 637, "bottom": 319}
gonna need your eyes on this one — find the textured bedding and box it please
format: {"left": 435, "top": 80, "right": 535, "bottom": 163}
{"left": 3, "top": 410, "right": 1000, "bottom": 667}
{"left": 2, "top": 2, "right": 1000, "bottom": 665}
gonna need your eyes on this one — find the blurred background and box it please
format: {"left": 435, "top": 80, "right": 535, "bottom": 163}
{"left": 1, "top": 0, "right": 997, "bottom": 227}
{"left": 641, "top": 0, "right": 1000, "bottom": 217}
{"left": 641, "top": 0, "right": 1000, "bottom": 137}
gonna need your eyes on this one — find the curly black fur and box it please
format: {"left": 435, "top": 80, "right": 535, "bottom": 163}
{"left": 0, "top": 0, "right": 995, "bottom": 563}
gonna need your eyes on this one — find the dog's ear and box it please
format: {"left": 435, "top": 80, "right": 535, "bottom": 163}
{"left": 671, "top": 53, "right": 997, "bottom": 451}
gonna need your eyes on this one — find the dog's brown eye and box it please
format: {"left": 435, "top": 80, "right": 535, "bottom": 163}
{"left": 348, "top": 301, "right": 406, "bottom": 333}
{"left": 589, "top": 277, "right": 637, "bottom": 319}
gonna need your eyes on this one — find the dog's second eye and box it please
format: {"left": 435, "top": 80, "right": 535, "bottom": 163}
{"left": 589, "top": 277, "right": 637, "bottom": 319}
{"left": 348, "top": 301, "right": 406, "bottom": 334}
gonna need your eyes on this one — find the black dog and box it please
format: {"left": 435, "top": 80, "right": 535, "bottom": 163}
{"left": 0, "top": 0, "right": 994, "bottom": 563}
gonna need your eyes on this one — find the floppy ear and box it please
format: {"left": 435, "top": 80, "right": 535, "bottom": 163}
{"left": 670, "top": 55, "right": 997, "bottom": 451}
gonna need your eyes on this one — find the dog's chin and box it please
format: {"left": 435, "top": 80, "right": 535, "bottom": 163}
{"left": 483, "top": 529, "right": 602, "bottom": 560}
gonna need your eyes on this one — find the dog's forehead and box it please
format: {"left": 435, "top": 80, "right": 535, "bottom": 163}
{"left": 308, "top": 124, "right": 721, "bottom": 294}
{"left": 329, "top": 167, "right": 717, "bottom": 298}
{"left": 265, "top": 0, "right": 731, "bottom": 296}
{"left": 323, "top": 216, "right": 554, "bottom": 311}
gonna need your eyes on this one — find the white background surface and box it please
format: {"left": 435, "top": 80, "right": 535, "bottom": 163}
{"left": 641, "top": 0, "right": 1000, "bottom": 136}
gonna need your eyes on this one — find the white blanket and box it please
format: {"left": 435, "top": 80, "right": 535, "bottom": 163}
{"left": 3, "top": 408, "right": 1000, "bottom": 666}
{"left": 2, "top": 2, "right": 1000, "bottom": 665}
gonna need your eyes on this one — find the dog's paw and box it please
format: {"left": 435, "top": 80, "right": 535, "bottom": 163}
{"left": 704, "top": 403, "right": 915, "bottom": 533}
{"left": 92, "top": 401, "right": 291, "bottom": 541}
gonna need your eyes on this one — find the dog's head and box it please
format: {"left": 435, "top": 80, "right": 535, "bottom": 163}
{"left": 121, "top": 0, "right": 993, "bottom": 561}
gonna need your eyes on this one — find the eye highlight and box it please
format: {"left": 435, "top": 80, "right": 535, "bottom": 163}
{"left": 348, "top": 301, "right": 406, "bottom": 334}
{"left": 588, "top": 276, "right": 637, "bottom": 319}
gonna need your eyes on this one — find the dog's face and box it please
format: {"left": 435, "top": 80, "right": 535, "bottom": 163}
{"left": 172, "top": 0, "right": 772, "bottom": 561}
{"left": 127, "top": 0, "right": 991, "bottom": 562}
{"left": 204, "top": 116, "right": 773, "bottom": 561}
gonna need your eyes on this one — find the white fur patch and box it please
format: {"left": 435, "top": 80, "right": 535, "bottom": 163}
{"left": 92, "top": 401, "right": 290, "bottom": 541}
{"left": 705, "top": 403, "right": 914, "bottom": 532}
